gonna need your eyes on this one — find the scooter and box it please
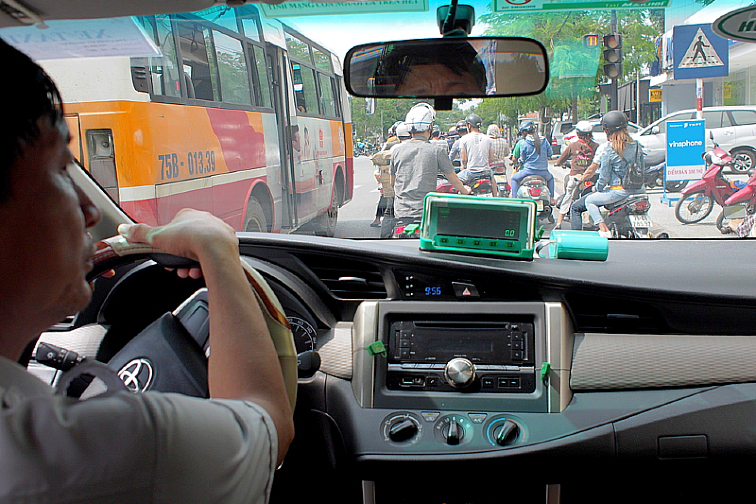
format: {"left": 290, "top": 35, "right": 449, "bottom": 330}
{"left": 491, "top": 161, "right": 510, "bottom": 197}
{"left": 674, "top": 141, "right": 744, "bottom": 226}
{"left": 516, "top": 175, "right": 554, "bottom": 223}
{"left": 436, "top": 172, "right": 494, "bottom": 196}
{"left": 582, "top": 194, "right": 661, "bottom": 239}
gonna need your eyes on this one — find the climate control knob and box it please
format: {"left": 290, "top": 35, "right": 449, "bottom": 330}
{"left": 444, "top": 358, "right": 476, "bottom": 388}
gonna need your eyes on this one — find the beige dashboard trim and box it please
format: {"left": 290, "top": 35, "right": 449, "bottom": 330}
{"left": 572, "top": 333, "right": 756, "bottom": 390}
{"left": 545, "top": 302, "right": 574, "bottom": 412}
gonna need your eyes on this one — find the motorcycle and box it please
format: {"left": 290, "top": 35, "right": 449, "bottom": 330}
{"left": 643, "top": 151, "right": 688, "bottom": 193}
{"left": 516, "top": 175, "right": 554, "bottom": 223}
{"left": 674, "top": 140, "right": 746, "bottom": 227}
{"left": 582, "top": 194, "right": 661, "bottom": 239}
{"left": 491, "top": 161, "right": 510, "bottom": 197}
{"left": 436, "top": 172, "right": 494, "bottom": 197}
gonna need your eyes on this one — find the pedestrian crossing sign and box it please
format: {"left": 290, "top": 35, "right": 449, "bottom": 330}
{"left": 673, "top": 24, "right": 728, "bottom": 80}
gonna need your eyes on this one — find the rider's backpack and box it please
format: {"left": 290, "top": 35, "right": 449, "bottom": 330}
{"left": 620, "top": 143, "right": 644, "bottom": 191}
{"left": 573, "top": 142, "right": 594, "bottom": 168}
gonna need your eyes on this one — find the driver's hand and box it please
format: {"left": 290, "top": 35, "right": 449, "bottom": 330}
{"left": 117, "top": 209, "right": 238, "bottom": 278}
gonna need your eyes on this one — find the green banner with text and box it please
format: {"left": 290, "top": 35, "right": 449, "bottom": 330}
{"left": 260, "top": 0, "right": 429, "bottom": 17}
{"left": 493, "top": 0, "right": 670, "bottom": 13}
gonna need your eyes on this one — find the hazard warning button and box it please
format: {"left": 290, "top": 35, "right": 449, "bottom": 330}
{"left": 451, "top": 281, "right": 480, "bottom": 299}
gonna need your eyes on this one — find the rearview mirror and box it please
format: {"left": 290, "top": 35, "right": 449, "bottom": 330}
{"left": 344, "top": 37, "right": 548, "bottom": 99}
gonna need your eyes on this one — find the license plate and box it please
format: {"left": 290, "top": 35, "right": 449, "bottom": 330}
{"left": 537, "top": 200, "right": 544, "bottom": 211}
{"left": 494, "top": 175, "right": 507, "bottom": 183}
{"left": 480, "top": 193, "right": 493, "bottom": 197}
{"left": 629, "top": 215, "right": 653, "bottom": 228}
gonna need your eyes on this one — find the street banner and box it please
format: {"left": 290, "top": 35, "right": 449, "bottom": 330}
{"left": 666, "top": 120, "right": 706, "bottom": 182}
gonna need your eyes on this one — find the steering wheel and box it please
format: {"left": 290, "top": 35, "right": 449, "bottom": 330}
{"left": 87, "top": 235, "right": 298, "bottom": 409}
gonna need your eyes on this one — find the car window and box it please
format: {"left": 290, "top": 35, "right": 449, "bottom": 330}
{"left": 703, "top": 111, "right": 724, "bottom": 129}
{"left": 8, "top": 0, "right": 753, "bottom": 241}
{"left": 730, "top": 110, "right": 756, "bottom": 126}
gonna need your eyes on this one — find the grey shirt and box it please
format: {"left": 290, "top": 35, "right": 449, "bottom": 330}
{"left": 0, "top": 355, "right": 277, "bottom": 504}
{"left": 390, "top": 137, "right": 455, "bottom": 220}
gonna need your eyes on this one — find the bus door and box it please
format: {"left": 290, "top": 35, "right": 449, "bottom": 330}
{"left": 265, "top": 43, "right": 298, "bottom": 230}
{"left": 267, "top": 43, "right": 298, "bottom": 230}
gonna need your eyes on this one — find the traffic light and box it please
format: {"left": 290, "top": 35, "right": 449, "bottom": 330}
{"left": 603, "top": 33, "right": 622, "bottom": 79}
{"left": 583, "top": 34, "right": 599, "bottom": 48}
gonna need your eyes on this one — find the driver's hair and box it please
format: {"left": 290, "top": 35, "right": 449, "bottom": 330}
{"left": 0, "top": 39, "right": 65, "bottom": 205}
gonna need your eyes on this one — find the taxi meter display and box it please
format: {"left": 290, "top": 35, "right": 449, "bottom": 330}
{"left": 419, "top": 194, "right": 538, "bottom": 259}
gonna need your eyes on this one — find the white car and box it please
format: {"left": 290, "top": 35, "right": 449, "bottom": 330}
{"left": 636, "top": 106, "right": 756, "bottom": 172}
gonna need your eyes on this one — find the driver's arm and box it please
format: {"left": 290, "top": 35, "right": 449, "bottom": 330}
{"left": 117, "top": 209, "right": 294, "bottom": 464}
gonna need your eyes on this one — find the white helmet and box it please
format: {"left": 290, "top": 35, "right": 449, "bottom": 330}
{"left": 575, "top": 121, "right": 593, "bottom": 135}
{"left": 395, "top": 123, "right": 411, "bottom": 138}
{"left": 405, "top": 102, "right": 436, "bottom": 133}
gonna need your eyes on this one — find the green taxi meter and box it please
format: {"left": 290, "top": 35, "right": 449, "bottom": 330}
{"left": 418, "top": 193, "right": 539, "bottom": 260}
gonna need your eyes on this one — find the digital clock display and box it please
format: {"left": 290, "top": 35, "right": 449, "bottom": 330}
{"left": 424, "top": 286, "right": 443, "bottom": 296}
{"left": 436, "top": 207, "right": 520, "bottom": 240}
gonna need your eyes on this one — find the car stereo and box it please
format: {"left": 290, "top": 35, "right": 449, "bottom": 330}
{"left": 386, "top": 319, "right": 536, "bottom": 394}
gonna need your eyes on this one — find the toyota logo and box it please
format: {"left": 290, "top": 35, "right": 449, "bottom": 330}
{"left": 118, "top": 358, "right": 154, "bottom": 393}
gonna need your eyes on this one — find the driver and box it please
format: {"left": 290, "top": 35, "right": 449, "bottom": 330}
{"left": 0, "top": 39, "right": 293, "bottom": 503}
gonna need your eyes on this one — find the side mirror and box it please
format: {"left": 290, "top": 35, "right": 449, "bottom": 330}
{"left": 344, "top": 37, "right": 548, "bottom": 99}
{"left": 651, "top": 125, "right": 660, "bottom": 134}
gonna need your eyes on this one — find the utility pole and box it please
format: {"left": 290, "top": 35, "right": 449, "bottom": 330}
{"left": 610, "top": 10, "right": 618, "bottom": 111}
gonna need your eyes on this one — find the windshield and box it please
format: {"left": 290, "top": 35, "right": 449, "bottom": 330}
{"left": 3, "top": 0, "right": 754, "bottom": 240}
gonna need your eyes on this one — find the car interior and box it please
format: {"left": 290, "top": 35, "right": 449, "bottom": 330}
{"left": 5, "top": 0, "right": 756, "bottom": 503}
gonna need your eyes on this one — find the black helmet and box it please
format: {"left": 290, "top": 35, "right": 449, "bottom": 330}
{"left": 465, "top": 114, "right": 483, "bottom": 129}
{"left": 601, "top": 111, "right": 628, "bottom": 132}
{"left": 456, "top": 120, "right": 468, "bottom": 134}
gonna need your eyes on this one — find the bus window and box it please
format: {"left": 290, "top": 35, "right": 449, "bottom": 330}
{"left": 214, "top": 31, "right": 252, "bottom": 106}
{"left": 318, "top": 74, "right": 337, "bottom": 117}
{"left": 251, "top": 45, "right": 272, "bottom": 108}
{"left": 241, "top": 17, "right": 260, "bottom": 42}
{"left": 145, "top": 15, "right": 181, "bottom": 98}
{"left": 178, "top": 23, "right": 220, "bottom": 101}
{"left": 195, "top": 6, "right": 239, "bottom": 33}
{"left": 292, "top": 63, "right": 318, "bottom": 114}
{"left": 285, "top": 33, "right": 311, "bottom": 63}
{"left": 312, "top": 47, "right": 331, "bottom": 73}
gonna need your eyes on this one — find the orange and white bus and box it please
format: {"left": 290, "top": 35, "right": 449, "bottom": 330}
{"left": 40, "top": 5, "right": 353, "bottom": 236}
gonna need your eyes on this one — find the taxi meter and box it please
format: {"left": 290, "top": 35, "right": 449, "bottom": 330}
{"left": 418, "top": 194, "right": 539, "bottom": 260}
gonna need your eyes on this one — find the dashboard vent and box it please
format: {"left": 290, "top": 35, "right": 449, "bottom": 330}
{"left": 295, "top": 254, "right": 387, "bottom": 300}
{"left": 567, "top": 295, "right": 670, "bottom": 334}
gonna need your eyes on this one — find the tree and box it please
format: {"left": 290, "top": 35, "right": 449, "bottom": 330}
{"left": 479, "top": 8, "right": 664, "bottom": 125}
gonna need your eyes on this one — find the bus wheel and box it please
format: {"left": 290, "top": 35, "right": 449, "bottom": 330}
{"left": 244, "top": 197, "right": 267, "bottom": 232}
{"left": 315, "top": 184, "right": 341, "bottom": 237}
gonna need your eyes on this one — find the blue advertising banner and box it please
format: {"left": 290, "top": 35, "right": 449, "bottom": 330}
{"left": 673, "top": 24, "right": 729, "bottom": 80}
{"left": 666, "top": 120, "right": 706, "bottom": 182}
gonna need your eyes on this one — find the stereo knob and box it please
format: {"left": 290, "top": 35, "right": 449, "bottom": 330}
{"left": 444, "top": 358, "right": 476, "bottom": 388}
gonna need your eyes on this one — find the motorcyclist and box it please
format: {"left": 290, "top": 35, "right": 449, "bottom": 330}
{"left": 430, "top": 125, "right": 449, "bottom": 154}
{"left": 459, "top": 114, "right": 498, "bottom": 196}
{"left": 573, "top": 111, "right": 645, "bottom": 238}
{"left": 390, "top": 103, "right": 469, "bottom": 235}
{"left": 554, "top": 121, "right": 598, "bottom": 229}
{"left": 370, "top": 122, "right": 403, "bottom": 229}
{"left": 448, "top": 120, "right": 468, "bottom": 166}
{"left": 510, "top": 120, "right": 554, "bottom": 200}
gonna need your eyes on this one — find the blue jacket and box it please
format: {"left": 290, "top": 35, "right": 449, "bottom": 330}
{"left": 596, "top": 141, "right": 644, "bottom": 191}
{"left": 519, "top": 136, "right": 552, "bottom": 171}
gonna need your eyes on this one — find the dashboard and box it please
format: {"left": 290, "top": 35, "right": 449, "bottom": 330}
{"left": 36, "top": 234, "right": 756, "bottom": 504}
